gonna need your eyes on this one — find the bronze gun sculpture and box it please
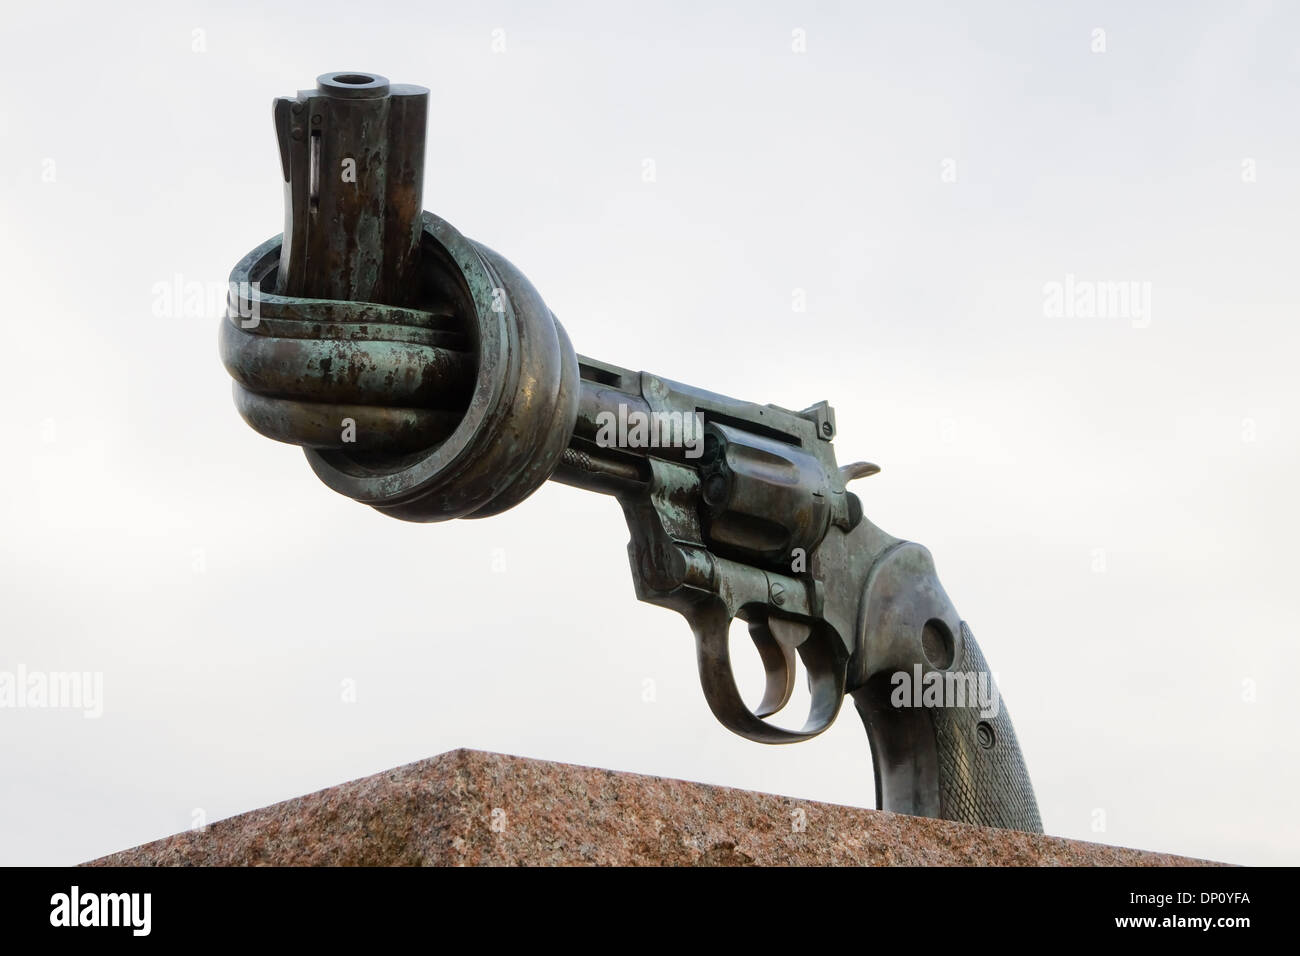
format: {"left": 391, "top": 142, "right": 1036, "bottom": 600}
{"left": 220, "top": 72, "right": 1043, "bottom": 833}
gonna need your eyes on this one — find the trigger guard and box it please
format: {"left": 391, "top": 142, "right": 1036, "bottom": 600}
{"left": 690, "top": 600, "right": 847, "bottom": 744}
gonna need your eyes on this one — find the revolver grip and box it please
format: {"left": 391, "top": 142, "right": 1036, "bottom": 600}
{"left": 849, "top": 536, "right": 1043, "bottom": 832}
{"left": 852, "top": 622, "right": 1042, "bottom": 833}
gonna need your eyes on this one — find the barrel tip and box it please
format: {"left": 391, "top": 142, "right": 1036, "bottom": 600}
{"left": 316, "top": 71, "right": 391, "bottom": 98}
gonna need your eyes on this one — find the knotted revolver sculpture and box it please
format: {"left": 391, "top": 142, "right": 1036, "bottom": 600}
{"left": 220, "top": 72, "right": 1042, "bottom": 832}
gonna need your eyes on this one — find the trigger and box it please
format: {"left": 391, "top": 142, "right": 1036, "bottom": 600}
{"left": 767, "top": 616, "right": 812, "bottom": 651}
{"left": 748, "top": 616, "right": 811, "bottom": 718}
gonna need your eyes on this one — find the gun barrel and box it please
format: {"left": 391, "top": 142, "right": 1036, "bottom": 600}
{"left": 273, "top": 72, "right": 430, "bottom": 307}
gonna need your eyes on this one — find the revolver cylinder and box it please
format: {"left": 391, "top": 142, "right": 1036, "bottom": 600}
{"left": 698, "top": 422, "right": 833, "bottom": 566}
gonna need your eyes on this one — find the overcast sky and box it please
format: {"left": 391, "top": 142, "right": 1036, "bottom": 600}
{"left": 2, "top": 0, "right": 1297, "bottom": 865}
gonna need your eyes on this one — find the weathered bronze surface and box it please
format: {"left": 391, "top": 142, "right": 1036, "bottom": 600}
{"left": 274, "top": 72, "right": 429, "bottom": 306}
{"left": 219, "top": 72, "right": 1044, "bottom": 833}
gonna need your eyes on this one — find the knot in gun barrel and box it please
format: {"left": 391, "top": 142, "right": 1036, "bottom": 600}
{"left": 218, "top": 72, "right": 580, "bottom": 521}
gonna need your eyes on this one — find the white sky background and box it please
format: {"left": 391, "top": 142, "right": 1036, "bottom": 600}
{"left": 1, "top": 0, "right": 1297, "bottom": 865}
